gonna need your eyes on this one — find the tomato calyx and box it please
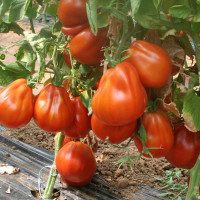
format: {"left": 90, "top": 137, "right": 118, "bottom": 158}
{"left": 146, "top": 98, "right": 162, "bottom": 113}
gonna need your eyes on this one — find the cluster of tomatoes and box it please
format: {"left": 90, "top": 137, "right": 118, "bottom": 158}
{"left": 0, "top": 0, "right": 200, "bottom": 189}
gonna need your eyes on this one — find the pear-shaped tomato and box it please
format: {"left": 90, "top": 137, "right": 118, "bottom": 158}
{"left": 0, "top": 79, "right": 33, "bottom": 128}
{"left": 133, "top": 109, "right": 174, "bottom": 158}
{"left": 91, "top": 114, "right": 136, "bottom": 144}
{"left": 92, "top": 62, "right": 147, "bottom": 126}
{"left": 62, "top": 95, "right": 90, "bottom": 139}
{"left": 34, "top": 83, "right": 74, "bottom": 132}
{"left": 70, "top": 27, "right": 108, "bottom": 65}
{"left": 125, "top": 40, "right": 172, "bottom": 88}
{"left": 56, "top": 141, "right": 96, "bottom": 187}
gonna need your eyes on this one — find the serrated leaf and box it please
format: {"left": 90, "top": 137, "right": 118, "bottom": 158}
{"left": 130, "top": 0, "right": 141, "bottom": 14}
{"left": 26, "top": 5, "right": 41, "bottom": 19}
{"left": 183, "top": 89, "right": 200, "bottom": 131}
{"left": 169, "top": 5, "right": 191, "bottom": 19}
{"left": 9, "top": 0, "right": 31, "bottom": 22}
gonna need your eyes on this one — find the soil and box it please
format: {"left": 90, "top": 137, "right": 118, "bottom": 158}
{"left": 0, "top": 21, "right": 189, "bottom": 200}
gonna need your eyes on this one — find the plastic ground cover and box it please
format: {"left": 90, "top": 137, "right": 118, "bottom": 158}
{"left": 0, "top": 126, "right": 169, "bottom": 200}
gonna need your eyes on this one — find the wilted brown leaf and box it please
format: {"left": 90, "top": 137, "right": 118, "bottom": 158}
{"left": 183, "top": 112, "right": 198, "bottom": 132}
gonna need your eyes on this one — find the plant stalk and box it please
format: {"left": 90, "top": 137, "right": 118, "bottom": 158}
{"left": 43, "top": 132, "right": 64, "bottom": 199}
{"left": 186, "top": 155, "right": 200, "bottom": 200}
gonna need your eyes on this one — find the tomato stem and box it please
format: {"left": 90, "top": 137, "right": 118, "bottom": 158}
{"left": 42, "top": 132, "right": 65, "bottom": 199}
{"left": 186, "top": 155, "right": 200, "bottom": 200}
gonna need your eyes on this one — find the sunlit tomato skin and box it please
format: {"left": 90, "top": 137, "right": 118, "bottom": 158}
{"left": 57, "top": 0, "right": 88, "bottom": 26}
{"left": 91, "top": 114, "right": 136, "bottom": 144}
{"left": 133, "top": 109, "right": 174, "bottom": 158}
{"left": 70, "top": 27, "right": 108, "bottom": 65}
{"left": 56, "top": 141, "right": 96, "bottom": 187}
{"left": 125, "top": 40, "right": 172, "bottom": 88}
{"left": 92, "top": 62, "right": 147, "bottom": 126}
{"left": 0, "top": 79, "right": 33, "bottom": 128}
{"left": 33, "top": 83, "right": 74, "bottom": 132}
{"left": 62, "top": 95, "right": 90, "bottom": 139}
{"left": 165, "top": 125, "right": 200, "bottom": 169}
{"left": 61, "top": 23, "right": 89, "bottom": 36}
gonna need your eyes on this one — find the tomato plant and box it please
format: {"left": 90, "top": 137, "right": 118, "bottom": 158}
{"left": 125, "top": 40, "right": 172, "bottom": 88}
{"left": 62, "top": 95, "right": 90, "bottom": 139}
{"left": 56, "top": 141, "right": 96, "bottom": 186}
{"left": 134, "top": 109, "right": 174, "bottom": 158}
{"left": 57, "top": 0, "right": 88, "bottom": 26}
{"left": 91, "top": 114, "right": 136, "bottom": 144}
{"left": 165, "top": 125, "right": 200, "bottom": 169}
{"left": 92, "top": 62, "right": 147, "bottom": 126}
{"left": 34, "top": 83, "right": 74, "bottom": 132}
{"left": 70, "top": 27, "right": 108, "bottom": 65}
{"left": 0, "top": 79, "right": 33, "bottom": 128}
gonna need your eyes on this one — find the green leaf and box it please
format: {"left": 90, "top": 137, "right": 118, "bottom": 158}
{"left": 191, "top": 22, "right": 200, "bottom": 32}
{"left": 97, "top": 11, "right": 109, "bottom": 28}
{"left": 153, "top": 0, "right": 161, "bottom": 9}
{"left": 26, "top": 5, "right": 41, "bottom": 19}
{"left": 183, "top": 89, "right": 200, "bottom": 131}
{"left": 0, "top": 21, "right": 24, "bottom": 35}
{"left": 9, "top": 0, "right": 31, "bottom": 22}
{"left": 0, "top": 54, "right": 5, "bottom": 60}
{"left": 188, "top": 72, "right": 199, "bottom": 89}
{"left": 80, "top": 90, "right": 92, "bottom": 111}
{"left": 169, "top": 5, "right": 191, "bottom": 19}
{"left": 79, "top": 65, "right": 91, "bottom": 76}
{"left": 138, "top": 119, "right": 147, "bottom": 144}
{"left": 47, "top": 3, "right": 58, "bottom": 17}
{"left": 193, "top": 10, "right": 200, "bottom": 22}
{"left": 86, "top": 0, "right": 98, "bottom": 35}
{"left": 0, "top": 62, "right": 31, "bottom": 86}
{"left": 0, "top": 0, "right": 12, "bottom": 17}
{"left": 130, "top": 0, "right": 141, "bottom": 14}
{"left": 35, "top": 0, "right": 43, "bottom": 5}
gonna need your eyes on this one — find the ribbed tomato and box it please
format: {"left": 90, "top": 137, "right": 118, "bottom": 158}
{"left": 0, "top": 79, "right": 33, "bottom": 128}
{"left": 56, "top": 141, "right": 96, "bottom": 187}
{"left": 62, "top": 95, "right": 90, "bottom": 139}
{"left": 92, "top": 62, "right": 147, "bottom": 126}
{"left": 165, "top": 125, "right": 200, "bottom": 169}
{"left": 57, "top": 0, "right": 88, "bottom": 26}
{"left": 133, "top": 109, "right": 174, "bottom": 158}
{"left": 91, "top": 114, "right": 136, "bottom": 144}
{"left": 33, "top": 83, "right": 74, "bottom": 132}
{"left": 125, "top": 40, "right": 172, "bottom": 88}
{"left": 70, "top": 27, "right": 108, "bottom": 65}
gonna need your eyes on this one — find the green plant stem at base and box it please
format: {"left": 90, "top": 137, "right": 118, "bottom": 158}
{"left": 43, "top": 132, "right": 64, "bottom": 199}
{"left": 186, "top": 155, "right": 200, "bottom": 200}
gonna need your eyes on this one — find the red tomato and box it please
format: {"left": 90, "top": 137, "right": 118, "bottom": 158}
{"left": 165, "top": 125, "right": 200, "bottom": 169}
{"left": 57, "top": 0, "right": 88, "bottom": 26}
{"left": 56, "top": 141, "right": 96, "bottom": 187}
{"left": 92, "top": 62, "right": 147, "bottom": 126}
{"left": 125, "top": 40, "right": 172, "bottom": 88}
{"left": 62, "top": 95, "right": 90, "bottom": 139}
{"left": 61, "top": 23, "right": 89, "bottom": 36}
{"left": 91, "top": 114, "right": 136, "bottom": 144}
{"left": 70, "top": 27, "right": 108, "bottom": 65}
{"left": 34, "top": 83, "right": 74, "bottom": 132}
{"left": 133, "top": 109, "right": 174, "bottom": 158}
{"left": 0, "top": 79, "right": 33, "bottom": 128}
